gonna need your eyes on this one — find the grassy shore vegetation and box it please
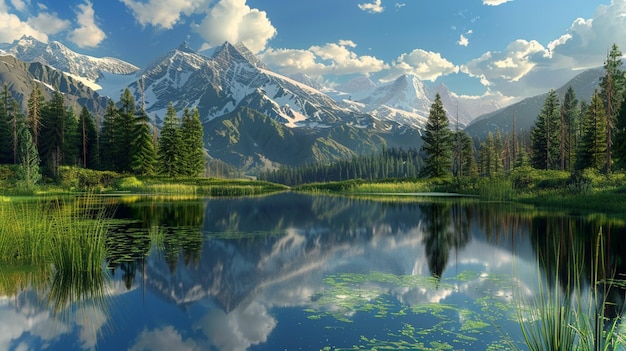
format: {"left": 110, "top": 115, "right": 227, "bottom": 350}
{"left": 293, "top": 167, "right": 626, "bottom": 213}
{"left": 0, "top": 164, "right": 288, "bottom": 196}
{"left": 513, "top": 228, "right": 626, "bottom": 351}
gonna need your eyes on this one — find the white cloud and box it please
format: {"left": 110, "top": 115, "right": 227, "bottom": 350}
{"left": 119, "top": 0, "right": 210, "bottom": 29}
{"left": 27, "top": 12, "right": 70, "bottom": 35}
{"left": 260, "top": 40, "right": 388, "bottom": 76}
{"left": 128, "top": 326, "right": 205, "bottom": 351}
{"left": 195, "top": 302, "right": 276, "bottom": 351}
{"left": 461, "top": 0, "right": 626, "bottom": 98}
{"left": 458, "top": 34, "right": 469, "bottom": 47}
{"left": 358, "top": 0, "right": 384, "bottom": 14}
{"left": 395, "top": 3, "right": 406, "bottom": 10}
{"left": 387, "top": 49, "right": 459, "bottom": 81}
{"left": 9, "top": 0, "right": 26, "bottom": 12}
{"left": 0, "top": 7, "right": 47, "bottom": 43}
{"left": 67, "top": 1, "right": 106, "bottom": 48}
{"left": 483, "top": 0, "right": 513, "bottom": 6}
{"left": 194, "top": 0, "right": 276, "bottom": 54}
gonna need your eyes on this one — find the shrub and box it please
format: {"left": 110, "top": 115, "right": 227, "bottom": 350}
{"left": 114, "top": 176, "right": 144, "bottom": 191}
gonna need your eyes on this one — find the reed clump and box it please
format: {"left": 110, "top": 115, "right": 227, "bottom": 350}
{"left": 514, "top": 228, "right": 626, "bottom": 351}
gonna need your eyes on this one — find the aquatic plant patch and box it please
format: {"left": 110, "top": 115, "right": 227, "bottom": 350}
{"left": 308, "top": 271, "right": 521, "bottom": 350}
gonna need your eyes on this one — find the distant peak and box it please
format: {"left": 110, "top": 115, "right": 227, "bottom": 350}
{"left": 212, "top": 41, "right": 267, "bottom": 69}
{"left": 176, "top": 41, "right": 195, "bottom": 53}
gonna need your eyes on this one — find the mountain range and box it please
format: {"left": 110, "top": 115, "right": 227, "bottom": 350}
{"left": 0, "top": 35, "right": 606, "bottom": 171}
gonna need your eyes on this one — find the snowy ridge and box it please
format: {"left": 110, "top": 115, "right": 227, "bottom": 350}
{"left": 0, "top": 35, "right": 138, "bottom": 83}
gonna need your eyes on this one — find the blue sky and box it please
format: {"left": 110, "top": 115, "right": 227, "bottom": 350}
{"left": 0, "top": 0, "right": 623, "bottom": 103}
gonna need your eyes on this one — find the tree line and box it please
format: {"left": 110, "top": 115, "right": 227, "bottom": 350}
{"left": 421, "top": 43, "right": 626, "bottom": 179}
{"left": 0, "top": 85, "right": 206, "bottom": 188}
{"left": 258, "top": 147, "right": 423, "bottom": 186}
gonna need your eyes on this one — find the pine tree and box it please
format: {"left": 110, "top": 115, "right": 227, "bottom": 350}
{"left": 40, "top": 90, "right": 66, "bottom": 175}
{"left": 614, "top": 91, "right": 626, "bottom": 170}
{"left": 576, "top": 91, "right": 607, "bottom": 170}
{"left": 77, "top": 106, "right": 98, "bottom": 169}
{"left": 99, "top": 100, "right": 119, "bottom": 171}
{"left": 0, "top": 84, "right": 9, "bottom": 164}
{"left": 27, "top": 83, "right": 44, "bottom": 148}
{"left": 131, "top": 108, "right": 156, "bottom": 175}
{"left": 157, "top": 103, "right": 182, "bottom": 177}
{"left": 63, "top": 106, "right": 79, "bottom": 166}
{"left": 599, "top": 44, "right": 624, "bottom": 173}
{"left": 179, "top": 107, "right": 205, "bottom": 176}
{"left": 116, "top": 88, "right": 136, "bottom": 172}
{"left": 421, "top": 93, "right": 452, "bottom": 178}
{"left": 16, "top": 122, "right": 41, "bottom": 189}
{"left": 459, "top": 132, "right": 478, "bottom": 177}
{"left": 562, "top": 86, "right": 579, "bottom": 171}
{"left": 531, "top": 89, "right": 560, "bottom": 170}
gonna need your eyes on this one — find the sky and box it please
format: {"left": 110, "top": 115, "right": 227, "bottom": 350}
{"left": 0, "top": 0, "right": 624, "bottom": 104}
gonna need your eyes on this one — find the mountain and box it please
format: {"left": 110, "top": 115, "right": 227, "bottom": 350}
{"left": 464, "top": 67, "right": 603, "bottom": 139}
{"left": 0, "top": 35, "right": 139, "bottom": 86}
{"left": 124, "top": 41, "right": 421, "bottom": 170}
{"left": 0, "top": 55, "right": 108, "bottom": 115}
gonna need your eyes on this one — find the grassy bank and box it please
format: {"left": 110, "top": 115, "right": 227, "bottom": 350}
{"left": 293, "top": 167, "right": 626, "bottom": 214}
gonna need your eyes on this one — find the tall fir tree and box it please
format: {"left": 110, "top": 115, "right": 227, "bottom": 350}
{"left": 131, "top": 108, "right": 156, "bottom": 175}
{"left": 63, "top": 106, "right": 79, "bottom": 166}
{"left": 77, "top": 106, "right": 98, "bottom": 169}
{"left": 421, "top": 93, "right": 452, "bottom": 178}
{"left": 16, "top": 121, "right": 41, "bottom": 189}
{"left": 40, "top": 90, "right": 66, "bottom": 175}
{"left": 179, "top": 107, "right": 205, "bottom": 176}
{"left": 99, "top": 99, "right": 119, "bottom": 171}
{"left": 614, "top": 91, "right": 626, "bottom": 170}
{"left": 531, "top": 89, "right": 561, "bottom": 170}
{"left": 27, "top": 83, "right": 44, "bottom": 148}
{"left": 157, "top": 103, "right": 182, "bottom": 177}
{"left": 562, "top": 86, "right": 579, "bottom": 171}
{"left": 576, "top": 91, "right": 607, "bottom": 170}
{"left": 459, "top": 132, "right": 478, "bottom": 177}
{"left": 116, "top": 88, "right": 136, "bottom": 172}
{"left": 0, "top": 84, "right": 9, "bottom": 163}
{"left": 599, "top": 44, "right": 624, "bottom": 172}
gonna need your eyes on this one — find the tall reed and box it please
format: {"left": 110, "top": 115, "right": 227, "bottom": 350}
{"left": 514, "top": 228, "right": 626, "bottom": 350}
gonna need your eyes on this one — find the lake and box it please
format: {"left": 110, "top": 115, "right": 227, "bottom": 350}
{"left": 1, "top": 192, "right": 625, "bottom": 350}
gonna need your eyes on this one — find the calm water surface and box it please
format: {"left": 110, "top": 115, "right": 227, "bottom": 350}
{"left": 1, "top": 192, "right": 625, "bottom": 350}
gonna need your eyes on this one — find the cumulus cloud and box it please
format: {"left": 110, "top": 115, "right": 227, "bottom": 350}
{"left": 195, "top": 301, "right": 276, "bottom": 351}
{"left": 358, "top": 0, "right": 384, "bottom": 13}
{"left": 9, "top": 0, "right": 26, "bottom": 12}
{"left": 67, "top": 1, "right": 106, "bottom": 48}
{"left": 128, "top": 326, "right": 205, "bottom": 351}
{"left": 483, "top": 0, "right": 513, "bottom": 6}
{"left": 387, "top": 49, "right": 459, "bottom": 82}
{"left": 119, "top": 0, "right": 210, "bottom": 29}
{"left": 194, "top": 0, "right": 276, "bottom": 54}
{"left": 0, "top": 12, "right": 46, "bottom": 42}
{"left": 461, "top": 0, "right": 626, "bottom": 98}
{"left": 458, "top": 34, "right": 469, "bottom": 47}
{"left": 260, "top": 40, "right": 388, "bottom": 76}
{"left": 28, "top": 12, "right": 70, "bottom": 35}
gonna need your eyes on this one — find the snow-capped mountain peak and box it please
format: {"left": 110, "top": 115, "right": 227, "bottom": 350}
{"left": 0, "top": 35, "right": 139, "bottom": 84}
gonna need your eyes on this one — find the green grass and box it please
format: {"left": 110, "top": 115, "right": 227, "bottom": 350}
{"left": 513, "top": 228, "right": 626, "bottom": 351}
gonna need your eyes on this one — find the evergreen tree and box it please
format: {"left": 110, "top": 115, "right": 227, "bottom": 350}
{"left": 421, "top": 93, "right": 452, "bottom": 178}
{"left": 562, "top": 86, "right": 579, "bottom": 171}
{"left": 40, "top": 90, "right": 66, "bottom": 175}
{"left": 531, "top": 89, "right": 560, "bottom": 170}
{"left": 115, "top": 88, "right": 136, "bottom": 172}
{"left": 99, "top": 100, "right": 118, "bottom": 171}
{"left": 576, "top": 91, "right": 607, "bottom": 170}
{"left": 63, "top": 106, "right": 79, "bottom": 166}
{"left": 599, "top": 44, "right": 624, "bottom": 173}
{"left": 27, "top": 83, "right": 44, "bottom": 148}
{"left": 16, "top": 122, "right": 41, "bottom": 189}
{"left": 0, "top": 84, "right": 9, "bottom": 163}
{"left": 614, "top": 91, "right": 626, "bottom": 170}
{"left": 77, "top": 106, "right": 98, "bottom": 169}
{"left": 179, "top": 107, "right": 205, "bottom": 176}
{"left": 131, "top": 108, "right": 156, "bottom": 175}
{"left": 157, "top": 103, "right": 182, "bottom": 177}
{"left": 478, "top": 133, "right": 496, "bottom": 176}
{"left": 459, "top": 132, "right": 478, "bottom": 177}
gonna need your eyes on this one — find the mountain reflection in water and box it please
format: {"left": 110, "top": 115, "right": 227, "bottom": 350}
{"left": 0, "top": 192, "right": 624, "bottom": 350}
